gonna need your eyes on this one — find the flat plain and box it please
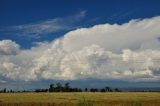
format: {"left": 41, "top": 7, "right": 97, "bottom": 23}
{"left": 0, "top": 92, "right": 160, "bottom": 106}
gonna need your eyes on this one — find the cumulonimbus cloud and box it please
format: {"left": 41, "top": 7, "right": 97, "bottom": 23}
{"left": 0, "top": 16, "right": 160, "bottom": 82}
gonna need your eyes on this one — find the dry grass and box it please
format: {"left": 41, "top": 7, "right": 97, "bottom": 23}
{"left": 0, "top": 92, "right": 159, "bottom": 106}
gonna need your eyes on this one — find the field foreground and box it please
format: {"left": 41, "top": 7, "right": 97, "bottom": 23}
{"left": 0, "top": 92, "right": 160, "bottom": 106}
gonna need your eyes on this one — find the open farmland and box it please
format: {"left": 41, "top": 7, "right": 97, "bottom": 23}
{"left": 0, "top": 92, "right": 160, "bottom": 106}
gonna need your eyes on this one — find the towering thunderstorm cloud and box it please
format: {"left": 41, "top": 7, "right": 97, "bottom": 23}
{"left": 0, "top": 16, "right": 160, "bottom": 82}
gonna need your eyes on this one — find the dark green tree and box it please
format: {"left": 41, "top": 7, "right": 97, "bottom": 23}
{"left": 85, "top": 88, "right": 88, "bottom": 92}
{"left": 3, "top": 88, "right": 6, "bottom": 93}
{"left": 64, "top": 82, "right": 70, "bottom": 92}
{"left": 105, "top": 86, "right": 112, "bottom": 92}
{"left": 100, "top": 88, "right": 106, "bottom": 92}
{"left": 49, "top": 84, "right": 54, "bottom": 92}
{"left": 115, "top": 88, "right": 121, "bottom": 92}
{"left": 56, "top": 82, "right": 63, "bottom": 92}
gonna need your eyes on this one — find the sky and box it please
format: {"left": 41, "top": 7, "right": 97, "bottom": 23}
{"left": 0, "top": 0, "right": 160, "bottom": 90}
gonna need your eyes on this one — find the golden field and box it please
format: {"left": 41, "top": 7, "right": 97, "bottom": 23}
{"left": 0, "top": 92, "right": 160, "bottom": 106}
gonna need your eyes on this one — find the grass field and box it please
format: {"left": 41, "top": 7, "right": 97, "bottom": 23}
{"left": 0, "top": 92, "right": 160, "bottom": 106}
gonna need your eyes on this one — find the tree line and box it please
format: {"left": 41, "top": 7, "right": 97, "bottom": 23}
{"left": 36, "top": 82, "right": 121, "bottom": 92}
{"left": 0, "top": 82, "right": 121, "bottom": 93}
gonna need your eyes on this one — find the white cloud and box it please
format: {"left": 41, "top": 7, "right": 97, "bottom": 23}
{"left": 0, "top": 40, "right": 20, "bottom": 55}
{"left": 1, "top": 11, "right": 86, "bottom": 38}
{"left": 0, "top": 16, "right": 160, "bottom": 82}
{"left": 63, "top": 16, "right": 160, "bottom": 53}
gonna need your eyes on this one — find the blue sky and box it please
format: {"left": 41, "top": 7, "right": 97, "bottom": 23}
{"left": 0, "top": 0, "right": 160, "bottom": 90}
{"left": 1, "top": 0, "right": 160, "bottom": 48}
